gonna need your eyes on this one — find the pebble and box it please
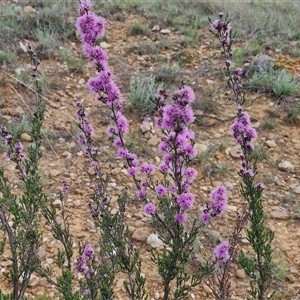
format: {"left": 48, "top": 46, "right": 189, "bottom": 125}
{"left": 53, "top": 199, "right": 62, "bottom": 208}
{"left": 194, "top": 143, "right": 208, "bottom": 155}
{"left": 147, "top": 233, "right": 164, "bottom": 249}
{"left": 160, "top": 29, "right": 171, "bottom": 34}
{"left": 293, "top": 185, "right": 300, "bottom": 194}
{"left": 140, "top": 120, "right": 154, "bottom": 133}
{"left": 100, "top": 42, "right": 111, "bottom": 49}
{"left": 20, "top": 133, "right": 32, "bottom": 142}
{"left": 265, "top": 140, "right": 277, "bottom": 148}
{"left": 23, "top": 6, "right": 36, "bottom": 13}
{"left": 28, "top": 274, "right": 39, "bottom": 287}
{"left": 132, "top": 227, "right": 152, "bottom": 242}
{"left": 229, "top": 145, "right": 242, "bottom": 158}
{"left": 152, "top": 25, "right": 160, "bottom": 31}
{"left": 236, "top": 269, "right": 246, "bottom": 279}
{"left": 270, "top": 208, "right": 289, "bottom": 220}
{"left": 278, "top": 161, "right": 294, "bottom": 172}
{"left": 49, "top": 169, "right": 60, "bottom": 177}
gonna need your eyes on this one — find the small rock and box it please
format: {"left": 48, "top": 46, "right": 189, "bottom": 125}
{"left": 236, "top": 269, "right": 246, "bottom": 279}
{"left": 24, "top": 5, "right": 36, "bottom": 13}
{"left": 140, "top": 120, "right": 154, "bottom": 133}
{"left": 15, "top": 67, "right": 26, "bottom": 75}
{"left": 290, "top": 266, "right": 298, "bottom": 274}
{"left": 293, "top": 185, "right": 300, "bottom": 194}
{"left": 154, "top": 291, "right": 160, "bottom": 299}
{"left": 194, "top": 143, "right": 208, "bottom": 155}
{"left": 265, "top": 140, "right": 277, "bottom": 148}
{"left": 38, "top": 277, "right": 48, "bottom": 286}
{"left": 160, "top": 29, "right": 171, "bottom": 34}
{"left": 270, "top": 208, "right": 289, "bottom": 220}
{"left": 147, "top": 233, "right": 164, "bottom": 249}
{"left": 49, "top": 169, "right": 60, "bottom": 177}
{"left": 206, "top": 79, "right": 214, "bottom": 85}
{"left": 202, "top": 284, "right": 213, "bottom": 294}
{"left": 229, "top": 144, "right": 242, "bottom": 158}
{"left": 53, "top": 199, "right": 62, "bottom": 208}
{"left": 38, "top": 248, "right": 46, "bottom": 260}
{"left": 224, "top": 181, "right": 234, "bottom": 190}
{"left": 147, "top": 135, "right": 160, "bottom": 147}
{"left": 28, "top": 274, "right": 39, "bottom": 287}
{"left": 116, "top": 278, "right": 126, "bottom": 288}
{"left": 20, "top": 132, "right": 32, "bottom": 142}
{"left": 152, "top": 25, "right": 160, "bottom": 31}
{"left": 278, "top": 161, "right": 294, "bottom": 172}
{"left": 132, "top": 227, "right": 152, "bottom": 242}
{"left": 100, "top": 42, "right": 111, "bottom": 49}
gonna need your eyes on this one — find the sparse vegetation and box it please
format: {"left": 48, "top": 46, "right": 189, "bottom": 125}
{"left": 129, "top": 75, "right": 165, "bottom": 115}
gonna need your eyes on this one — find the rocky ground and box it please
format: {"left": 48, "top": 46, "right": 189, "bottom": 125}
{"left": 0, "top": 6, "right": 300, "bottom": 300}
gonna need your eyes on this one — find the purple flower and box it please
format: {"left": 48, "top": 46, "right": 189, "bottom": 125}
{"left": 175, "top": 213, "right": 186, "bottom": 223}
{"left": 15, "top": 142, "right": 24, "bottom": 154}
{"left": 127, "top": 167, "right": 136, "bottom": 176}
{"left": 137, "top": 189, "right": 146, "bottom": 198}
{"left": 200, "top": 212, "right": 211, "bottom": 224}
{"left": 112, "top": 137, "right": 122, "bottom": 148}
{"left": 255, "top": 182, "right": 265, "bottom": 189}
{"left": 117, "top": 147, "right": 128, "bottom": 159}
{"left": 62, "top": 181, "right": 69, "bottom": 196}
{"left": 144, "top": 203, "right": 156, "bottom": 215}
{"left": 155, "top": 184, "right": 167, "bottom": 197}
{"left": 140, "top": 163, "right": 155, "bottom": 175}
{"left": 177, "top": 193, "right": 194, "bottom": 211}
{"left": 82, "top": 123, "right": 94, "bottom": 135}
{"left": 83, "top": 244, "right": 94, "bottom": 257}
{"left": 209, "top": 186, "right": 228, "bottom": 216}
{"left": 244, "top": 169, "right": 254, "bottom": 177}
{"left": 106, "top": 125, "right": 117, "bottom": 137}
{"left": 115, "top": 112, "right": 129, "bottom": 134}
{"left": 236, "top": 67, "right": 243, "bottom": 76}
{"left": 185, "top": 167, "right": 197, "bottom": 182}
{"left": 214, "top": 241, "right": 230, "bottom": 262}
{"left": 78, "top": 0, "right": 91, "bottom": 15}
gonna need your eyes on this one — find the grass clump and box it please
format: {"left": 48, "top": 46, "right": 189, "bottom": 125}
{"left": 129, "top": 21, "right": 149, "bottom": 36}
{"left": 246, "top": 68, "right": 298, "bottom": 97}
{"left": 129, "top": 75, "right": 165, "bottom": 116}
{"left": 60, "top": 48, "right": 85, "bottom": 74}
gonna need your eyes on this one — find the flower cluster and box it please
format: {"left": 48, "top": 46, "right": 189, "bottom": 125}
{"left": 214, "top": 241, "right": 230, "bottom": 263}
{"left": 230, "top": 106, "right": 258, "bottom": 177}
{"left": 75, "top": 244, "right": 96, "bottom": 296}
{"left": 0, "top": 126, "right": 25, "bottom": 165}
{"left": 210, "top": 14, "right": 244, "bottom": 101}
{"left": 200, "top": 186, "right": 228, "bottom": 224}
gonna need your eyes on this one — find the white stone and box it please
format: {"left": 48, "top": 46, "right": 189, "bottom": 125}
{"left": 160, "top": 29, "right": 171, "bottom": 34}
{"left": 278, "top": 161, "right": 294, "bottom": 172}
{"left": 147, "top": 233, "right": 164, "bottom": 249}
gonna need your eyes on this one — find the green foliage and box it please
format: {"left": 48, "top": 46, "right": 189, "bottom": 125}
{"left": 129, "top": 21, "right": 149, "bottom": 36}
{"left": 246, "top": 68, "right": 298, "bottom": 97}
{"left": 285, "top": 104, "right": 300, "bottom": 124}
{"left": 60, "top": 48, "right": 85, "bottom": 74}
{"left": 7, "top": 115, "right": 31, "bottom": 141}
{"left": 259, "top": 118, "right": 276, "bottom": 131}
{"left": 271, "top": 69, "right": 298, "bottom": 97}
{"left": 35, "top": 26, "right": 58, "bottom": 59}
{"left": 129, "top": 75, "right": 165, "bottom": 116}
{"left": 155, "top": 63, "right": 180, "bottom": 84}
{"left": 0, "top": 51, "right": 15, "bottom": 65}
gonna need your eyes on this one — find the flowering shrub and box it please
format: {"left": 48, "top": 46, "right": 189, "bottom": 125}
{"left": 0, "top": 2, "right": 276, "bottom": 300}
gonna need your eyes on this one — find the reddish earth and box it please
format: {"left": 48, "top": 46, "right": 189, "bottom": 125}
{"left": 0, "top": 8, "right": 300, "bottom": 300}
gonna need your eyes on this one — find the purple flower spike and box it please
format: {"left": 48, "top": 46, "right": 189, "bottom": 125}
{"left": 144, "top": 203, "right": 156, "bottom": 215}
{"left": 214, "top": 241, "right": 230, "bottom": 262}
{"left": 175, "top": 213, "right": 186, "bottom": 223}
{"left": 83, "top": 244, "right": 94, "bottom": 257}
